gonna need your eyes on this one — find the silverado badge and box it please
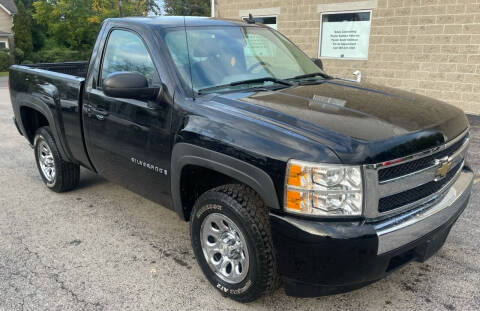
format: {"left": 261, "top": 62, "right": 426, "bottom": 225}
{"left": 435, "top": 158, "right": 452, "bottom": 180}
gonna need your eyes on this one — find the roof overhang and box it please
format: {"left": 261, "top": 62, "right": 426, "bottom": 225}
{"left": 0, "top": 3, "right": 12, "bottom": 15}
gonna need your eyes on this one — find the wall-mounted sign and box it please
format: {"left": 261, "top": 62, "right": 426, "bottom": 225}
{"left": 319, "top": 11, "right": 371, "bottom": 60}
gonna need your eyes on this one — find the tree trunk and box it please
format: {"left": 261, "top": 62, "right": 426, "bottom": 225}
{"left": 118, "top": 0, "right": 123, "bottom": 17}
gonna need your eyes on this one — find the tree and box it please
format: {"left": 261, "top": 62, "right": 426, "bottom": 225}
{"left": 15, "top": 0, "right": 35, "bottom": 6}
{"left": 14, "top": 0, "right": 46, "bottom": 52}
{"left": 33, "top": 0, "right": 97, "bottom": 51}
{"left": 89, "top": 0, "right": 160, "bottom": 24}
{"left": 33, "top": 0, "right": 160, "bottom": 53}
{"left": 163, "top": 0, "right": 210, "bottom": 16}
{"left": 12, "top": 2, "right": 33, "bottom": 59}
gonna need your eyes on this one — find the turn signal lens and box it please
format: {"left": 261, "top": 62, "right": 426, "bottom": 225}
{"left": 287, "top": 164, "right": 303, "bottom": 187}
{"left": 284, "top": 160, "right": 363, "bottom": 217}
{"left": 286, "top": 190, "right": 302, "bottom": 210}
{"left": 286, "top": 190, "right": 312, "bottom": 212}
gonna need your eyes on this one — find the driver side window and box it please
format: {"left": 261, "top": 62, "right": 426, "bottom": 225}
{"left": 101, "top": 30, "right": 156, "bottom": 86}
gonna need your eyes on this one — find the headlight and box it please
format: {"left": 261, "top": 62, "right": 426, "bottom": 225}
{"left": 284, "top": 160, "right": 363, "bottom": 216}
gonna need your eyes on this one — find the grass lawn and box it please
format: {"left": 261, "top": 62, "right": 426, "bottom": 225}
{"left": 0, "top": 72, "right": 8, "bottom": 76}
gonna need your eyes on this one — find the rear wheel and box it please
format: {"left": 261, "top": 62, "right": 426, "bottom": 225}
{"left": 190, "top": 184, "right": 278, "bottom": 302}
{"left": 34, "top": 127, "right": 80, "bottom": 192}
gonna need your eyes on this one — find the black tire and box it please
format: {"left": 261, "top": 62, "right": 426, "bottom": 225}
{"left": 190, "top": 184, "right": 278, "bottom": 302}
{"left": 34, "top": 126, "right": 80, "bottom": 192}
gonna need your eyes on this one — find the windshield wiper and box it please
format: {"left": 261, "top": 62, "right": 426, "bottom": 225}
{"left": 230, "top": 77, "right": 293, "bottom": 86}
{"left": 197, "top": 77, "right": 293, "bottom": 94}
{"left": 289, "top": 72, "right": 330, "bottom": 80}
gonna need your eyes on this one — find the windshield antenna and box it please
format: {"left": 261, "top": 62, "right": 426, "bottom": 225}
{"left": 246, "top": 13, "right": 256, "bottom": 24}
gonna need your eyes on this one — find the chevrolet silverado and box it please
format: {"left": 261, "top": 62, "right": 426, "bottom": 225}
{"left": 9, "top": 16, "right": 473, "bottom": 302}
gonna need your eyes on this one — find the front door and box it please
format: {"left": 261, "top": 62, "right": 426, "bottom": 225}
{"left": 83, "top": 29, "right": 172, "bottom": 205}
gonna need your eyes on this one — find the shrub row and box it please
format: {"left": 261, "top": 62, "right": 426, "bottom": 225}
{"left": 13, "top": 45, "right": 91, "bottom": 66}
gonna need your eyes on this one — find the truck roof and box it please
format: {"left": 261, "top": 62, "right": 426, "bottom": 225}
{"left": 107, "top": 16, "right": 263, "bottom": 28}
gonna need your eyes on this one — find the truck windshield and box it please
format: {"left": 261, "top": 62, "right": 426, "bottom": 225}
{"left": 164, "top": 26, "right": 323, "bottom": 94}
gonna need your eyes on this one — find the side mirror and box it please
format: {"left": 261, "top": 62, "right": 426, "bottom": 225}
{"left": 103, "top": 72, "right": 159, "bottom": 100}
{"left": 311, "top": 58, "right": 323, "bottom": 70}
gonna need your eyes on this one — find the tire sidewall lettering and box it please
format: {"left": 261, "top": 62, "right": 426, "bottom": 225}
{"left": 216, "top": 279, "right": 253, "bottom": 295}
{"left": 196, "top": 203, "right": 222, "bottom": 219}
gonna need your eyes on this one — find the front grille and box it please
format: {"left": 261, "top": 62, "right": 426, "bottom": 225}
{"left": 378, "top": 135, "right": 467, "bottom": 182}
{"left": 378, "top": 161, "right": 463, "bottom": 213}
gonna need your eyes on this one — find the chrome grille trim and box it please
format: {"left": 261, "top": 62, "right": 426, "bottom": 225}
{"left": 363, "top": 129, "right": 469, "bottom": 220}
{"left": 364, "top": 129, "right": 469, "bottom": 171}
{"left": 378, "top": 161, "right": 464, "bottom": 213}
{"left": 377, "top": 138, "right": 468, "bottom": 197}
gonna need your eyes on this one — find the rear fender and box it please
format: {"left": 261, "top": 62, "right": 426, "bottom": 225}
{"left": 15, "top": 89, "right": 72, "bottom": 162}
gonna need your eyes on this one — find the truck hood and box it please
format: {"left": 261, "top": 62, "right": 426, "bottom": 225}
{"left": 209, "top": 79, "right": 468, "bottom": 164}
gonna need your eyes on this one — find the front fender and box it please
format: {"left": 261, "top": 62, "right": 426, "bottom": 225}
{"left": 171, "top": 143, "right": 280, "bottom": 220}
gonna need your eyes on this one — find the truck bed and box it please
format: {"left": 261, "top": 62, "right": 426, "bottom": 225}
{"left": 8, "top": 63, "right": 91, "bottom": 169}
{"left": 23, "top": 61, "right": 89, "bottom": 78}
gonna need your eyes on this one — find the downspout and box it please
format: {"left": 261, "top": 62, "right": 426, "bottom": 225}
{"left": 211, "top": 0, "right": 215, "bottom": 17}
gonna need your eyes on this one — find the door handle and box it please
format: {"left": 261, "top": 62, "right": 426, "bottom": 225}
{"left": 85, "top": 105, "right": 93, "bottom": 118}
{"left": 89, "top": 107, "right": 109, "bottom": 120}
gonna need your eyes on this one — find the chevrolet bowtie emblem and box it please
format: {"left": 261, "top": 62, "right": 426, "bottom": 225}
{"left": 435, "top": 158, "right": 452, "bottom": 180}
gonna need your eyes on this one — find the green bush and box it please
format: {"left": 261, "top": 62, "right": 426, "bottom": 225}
{"left": 20, "top": 36, "right": 91, "bottom": 64}
{"left": 38, "top": 47, "right": 78, "bottom": 62}
{"left": 22, "top": 60, "right": 33, "bottom": 65}
{"left": 0, "top": 51, "right": 10, "bottom": 71}
{"left": 34, "top": 46, "right": 90, "bottom": 63}
{"left": 29, "top": 53, "right": 41, "bottom": 63}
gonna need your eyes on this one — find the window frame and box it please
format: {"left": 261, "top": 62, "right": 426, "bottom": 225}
{"left": 98, "top": 27, "right": 159, "bottom": 89}
{"left": 317, "top": 9, "right": 372, "bottom": 60}
{"left": 241, "top": 15, "right": 278, "bottom": 30}
{"left": 0, "top": 40, "right": 8, "bottom": 49}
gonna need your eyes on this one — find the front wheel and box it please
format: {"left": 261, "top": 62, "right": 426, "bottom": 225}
{"left": 34, "top": 127, "right": 80, "bottom": 192}
{"left": 190, "top": 184, "right": 278, "bottom": 302}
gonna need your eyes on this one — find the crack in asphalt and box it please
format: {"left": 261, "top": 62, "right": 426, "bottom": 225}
{"left": 0, "top": 228, "right": 195, "bottom": 310}
{"left": 1, "top": 236, "right": 106, "bottom": 311}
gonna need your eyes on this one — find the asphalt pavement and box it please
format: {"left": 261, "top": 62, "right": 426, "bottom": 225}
{"left": 0, "top": 83, "right": 479, "bottom": 310}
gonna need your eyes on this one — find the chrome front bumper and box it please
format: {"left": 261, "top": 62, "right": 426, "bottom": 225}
{"left": 374, "top": 169, "right": 473, "bottom": 254}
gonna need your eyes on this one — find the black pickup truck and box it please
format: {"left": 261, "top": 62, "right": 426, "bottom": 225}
{"left": 9, "top": 16, "right": 473, "bottom": 302}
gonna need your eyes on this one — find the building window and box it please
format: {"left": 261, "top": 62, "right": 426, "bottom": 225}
{"left": 0, "top": 41, "right": 7, "bottom": 49}
{"left": 319, "top": 11, "right": 371, "bottom": 60}
{"left": 242, "top": 16, "right": 277, "bottom": 30}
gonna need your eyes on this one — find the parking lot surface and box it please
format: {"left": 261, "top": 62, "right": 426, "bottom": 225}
{"left": 1, "top": 81, "right": 479, "bottom": 310}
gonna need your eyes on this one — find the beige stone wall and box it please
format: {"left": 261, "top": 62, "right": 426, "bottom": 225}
{"left": 215, "top": 0, "right": 480, "bottom": 114}
{"left": 0, "top": 8, "right": 12, "bottom": 34}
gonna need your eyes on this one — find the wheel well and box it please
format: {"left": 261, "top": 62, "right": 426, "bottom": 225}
{"left": 180, "top": 165, "right": 242, "bottom": 221}
{"left": 20, "top": 106, "right": 49, "bottom": 144}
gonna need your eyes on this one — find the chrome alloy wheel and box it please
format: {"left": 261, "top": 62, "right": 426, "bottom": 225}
{"left": 200, "top": 211, "right": 249, "bottom": 284}
{"left": 38, "top": 140, "right": 56, "bottom": 183}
